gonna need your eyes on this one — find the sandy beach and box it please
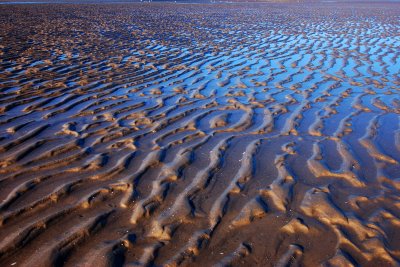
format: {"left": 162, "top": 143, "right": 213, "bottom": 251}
{"left": 0, "top": 2, "right": 400, "bottom": 266}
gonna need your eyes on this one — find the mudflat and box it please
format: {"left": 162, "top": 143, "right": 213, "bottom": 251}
{"left": 0, "top": 2, "right": 399, "bottom": 266}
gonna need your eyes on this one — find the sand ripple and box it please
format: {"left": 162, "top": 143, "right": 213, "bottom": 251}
{"left": 0, "top": 2, "right": 400, "bottom": 266}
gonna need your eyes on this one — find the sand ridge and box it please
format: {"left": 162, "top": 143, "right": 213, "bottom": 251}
{"left": 0, "top": 2, "right": 400, "bottom": 266}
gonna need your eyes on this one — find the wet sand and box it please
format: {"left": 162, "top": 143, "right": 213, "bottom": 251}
{"left": 0, "top": 2, "right": 400, "bottom": 266}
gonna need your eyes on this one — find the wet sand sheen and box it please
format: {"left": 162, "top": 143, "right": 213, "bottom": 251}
{"left": 0, "top": 2, "right": 400, "bottom": 266}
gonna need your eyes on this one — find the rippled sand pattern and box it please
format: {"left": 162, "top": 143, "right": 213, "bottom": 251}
{"left": 0, "top": 3, "right": 400, "bottom": 266}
